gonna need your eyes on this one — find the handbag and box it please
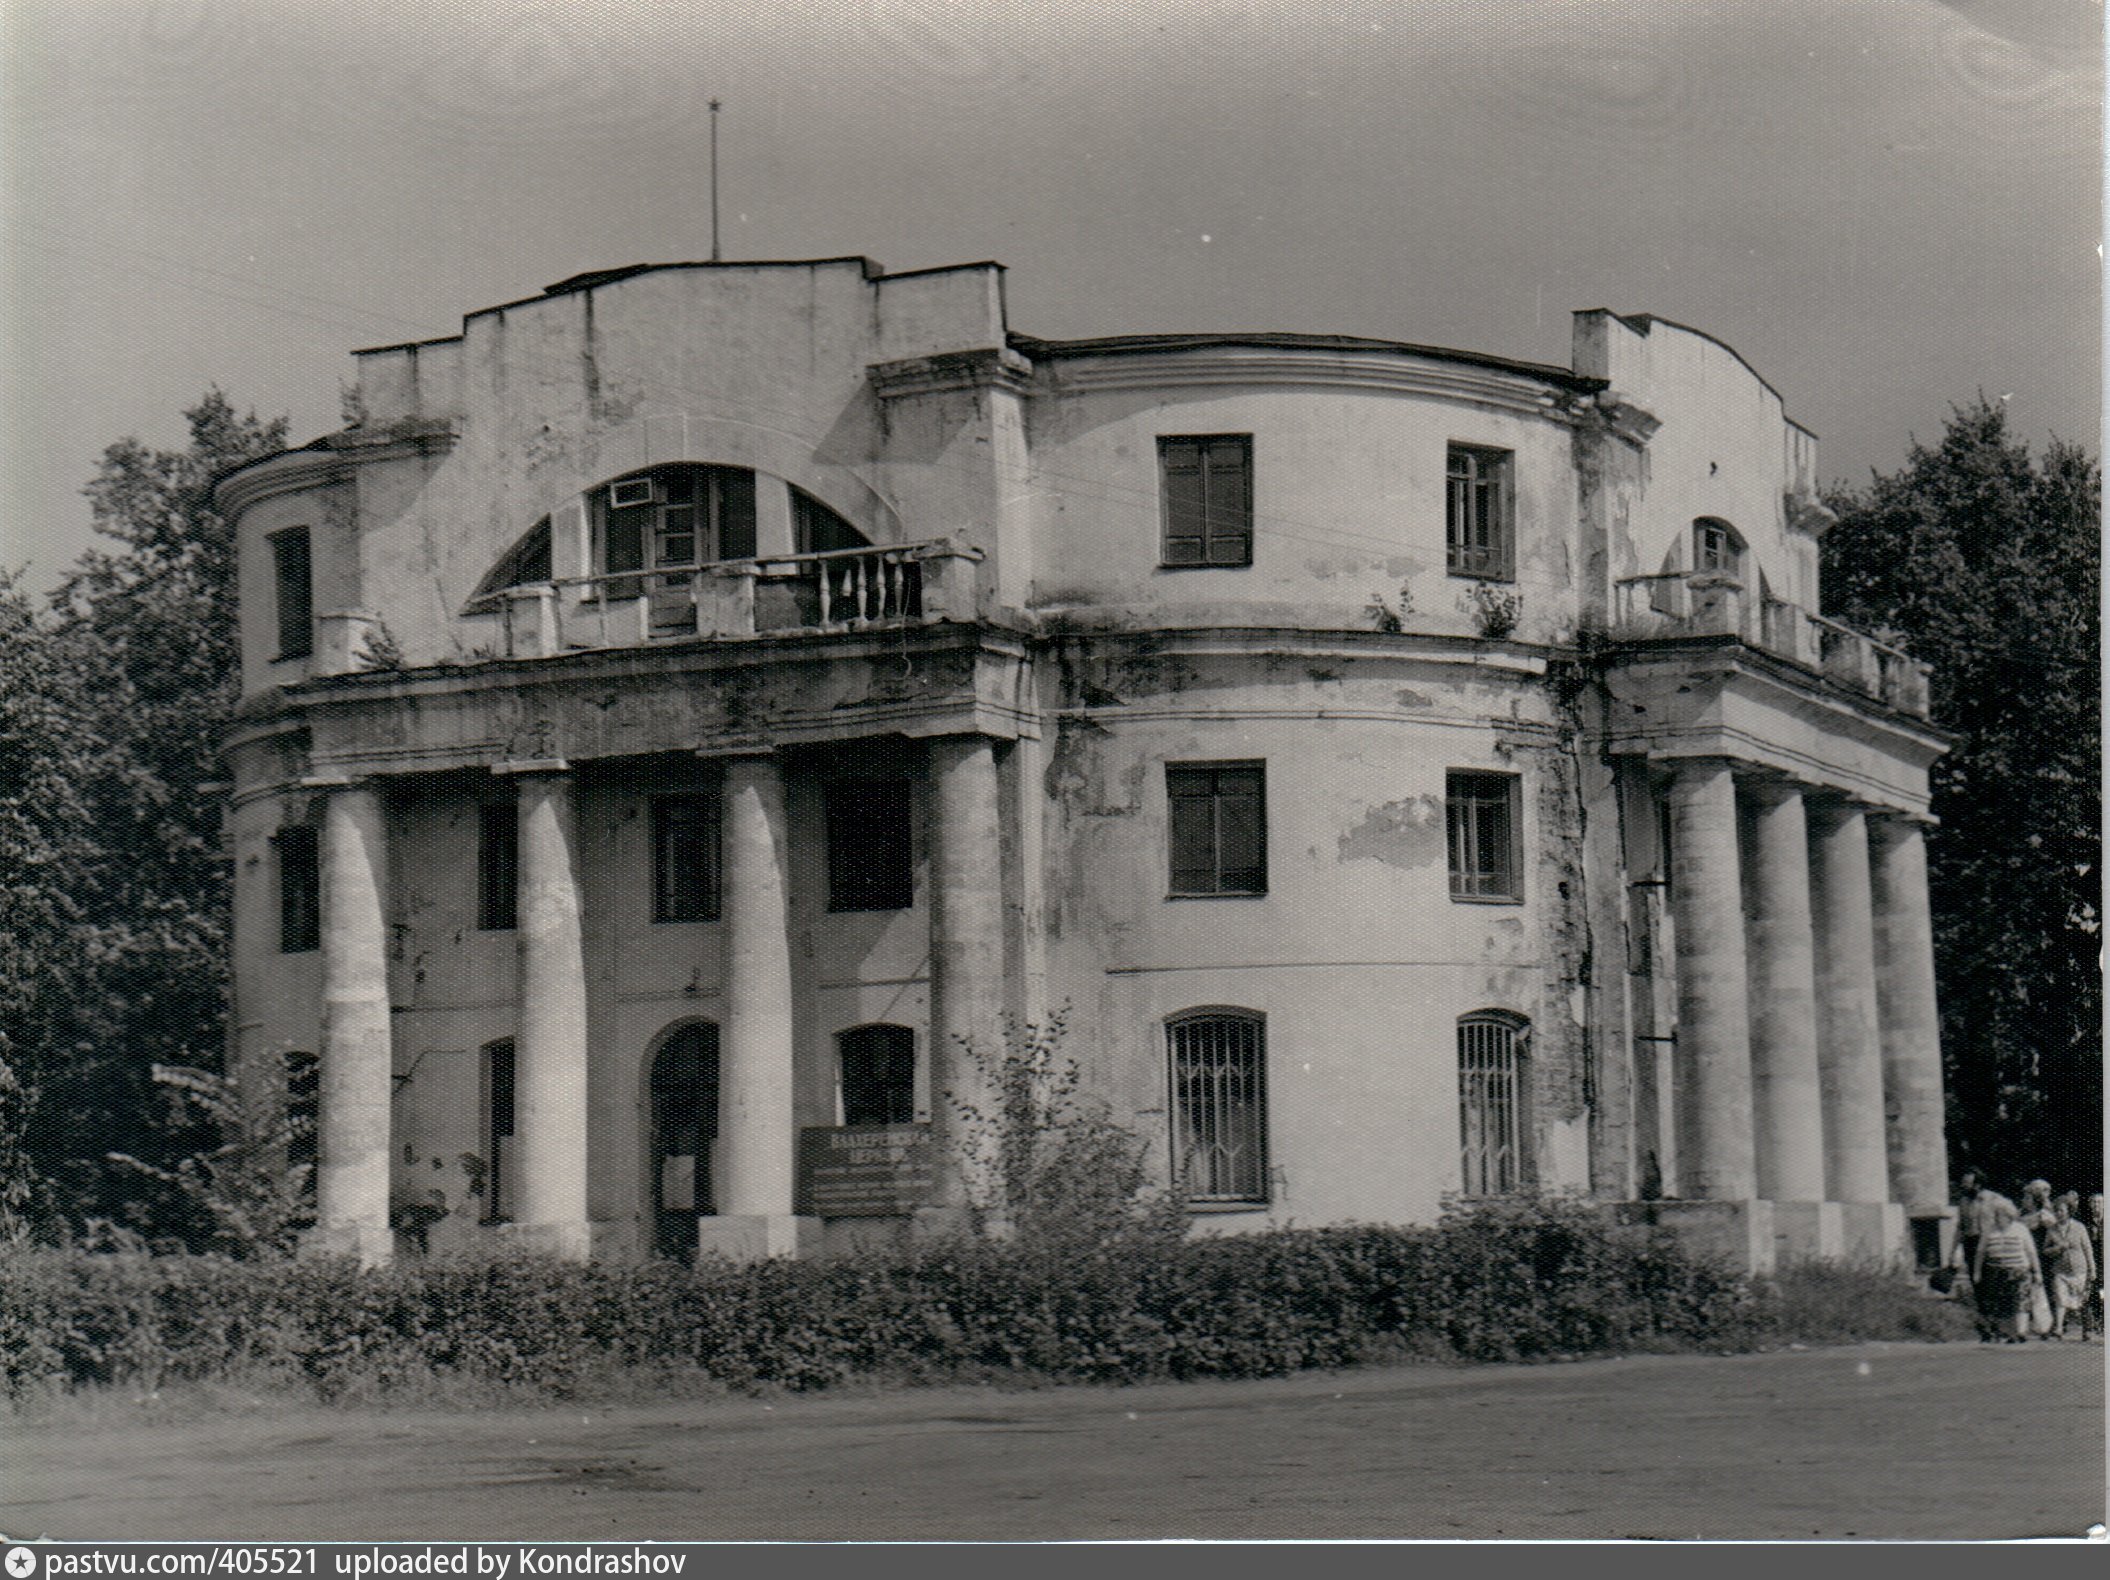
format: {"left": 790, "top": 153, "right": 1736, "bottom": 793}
{"left": 1928, "top": 1265, "right": 1957, "bottom": 1295}
{"left": 2028, "top": 1279, "right": 2054, "bottom": 1336}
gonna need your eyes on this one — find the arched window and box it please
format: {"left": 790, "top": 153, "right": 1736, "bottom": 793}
{"left": 598, "top": 464, "right": 757, "bottom": 585}
{"left": 650, "top": 1022, "right": 721, "bottom": 1259}
{"left": 1458, "top": 1011, "right": 1531, "bottom": 1196}
{"left": 1167, "top": 1010, "right": 1268, "bottom": 1204}
{"left": 469, "top": 518, "right": 553, "bottom": 607}
{"left": 793, "top": 487, "right": 868, "bottom": 555}
{"left": 837, "top": 1024, "right": 916, "bottom": 1127}
{"left": 1692, "top": 518, "right": 1745, "bottom": 579}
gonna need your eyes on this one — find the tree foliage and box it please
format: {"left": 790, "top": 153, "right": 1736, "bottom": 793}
{"left": 1822, "top": 399, "right": 2100, "bottom": 1192}
{"left": 0, "top": 392, "right": 287, "bottom": 1242}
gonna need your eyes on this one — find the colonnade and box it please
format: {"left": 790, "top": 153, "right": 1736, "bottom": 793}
{"left": 1660, "top": 756, "right": 1947, "bottom": 1226}
{"left": 304, "top": 736, "right": 1005, "bottom": 1265}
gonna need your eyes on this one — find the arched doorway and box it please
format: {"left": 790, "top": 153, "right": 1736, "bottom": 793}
{"left": 649, "top": 1022, "right": 720, "bottom": 1259}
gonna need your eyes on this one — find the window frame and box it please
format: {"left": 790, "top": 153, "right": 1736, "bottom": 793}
{"left": 269, "top": 527, "right": 314, "bottom": 660}
{"left": 651, "top": 792, "right": 722, "bottom": 924}
{"left": 275, "top": 823, "right": 320, "bottom": 954}
{"left": 836, "top": 1024, "right": 917, "bottom": 1127}
{"left": 1445, "top": 444, "right": 1516, "bottom": 582}
{"left": 1692, "top": 517, "right": 1745, "bottom": 579}
{"left": 1447, "top": 769, "right": 1523, "bottom": 904}
{"left": 1167, "top": 1009, "right": 1270, "bottom": 1206}
{"left": 1457, "top": 1010, "right": 1533, "bottom": 1197}
{"left": 476, "top": 802, "right": 518, "bottom": 932}
{"left": 481, "top": 1038, "right": 516, "bottom": 1224}
{"left": 824, "top": 777, "right": 916, "bottom": 913}
{"left": 1158, "top": 434, "right": 1254, "bottom": 568}
{"left": 1166, "top": 761, "right": 1268, "bottom": 898}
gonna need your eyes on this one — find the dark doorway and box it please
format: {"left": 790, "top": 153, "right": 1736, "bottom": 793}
{"left": 650, "top": 1022, "right": 720, "bottom": 1259}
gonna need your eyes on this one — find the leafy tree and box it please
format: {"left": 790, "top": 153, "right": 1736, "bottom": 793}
{"left": 1823, "top": 399, "right": 2099, "bottom": 1194}
{"left": 0, "top": 392, "right": 286, "bottom": 1241}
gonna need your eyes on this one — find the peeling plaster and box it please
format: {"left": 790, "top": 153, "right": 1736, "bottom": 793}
{"left": 1336, "top": 796, "right": 1444, "bottom": 869}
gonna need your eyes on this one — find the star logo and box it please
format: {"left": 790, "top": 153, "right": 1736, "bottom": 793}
{"left": 5, "top": 1546, "right": 38, "bottom": 1578}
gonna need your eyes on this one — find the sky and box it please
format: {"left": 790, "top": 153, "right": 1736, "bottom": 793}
{"left": 2, "top": 0, "right": 2100, "bottom": 591}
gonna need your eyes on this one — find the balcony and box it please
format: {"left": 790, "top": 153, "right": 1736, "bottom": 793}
{"left": 478, "top": 540, "right": 982, "bottom": 662}
{"left": 1611, "top": 572, "right": 1930, "bottom": 719}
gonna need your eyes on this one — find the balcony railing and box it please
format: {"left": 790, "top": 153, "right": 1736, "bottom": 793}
{"left": 1612, "top": 572, "right": 1931, "bottom": 718}
{"left": 483, "top": 540, "right": 982, "bottom": 661}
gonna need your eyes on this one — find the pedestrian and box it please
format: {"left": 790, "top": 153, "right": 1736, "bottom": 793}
{"left": 2043, "top": 1194, "right": 2095, "bottom": 1341}
{"left": 1970, "top": 1199, "right": 2043, "bottom": 1344}
{"left": 2019, "top": 1179, "right": 2058, "bottom": 1262}
{"left": 2085, "top": 1194, "right": 2106, "bottom": 1342}
{"left": 1952, "top": 1168, "right": 2013, "bottom": 1303}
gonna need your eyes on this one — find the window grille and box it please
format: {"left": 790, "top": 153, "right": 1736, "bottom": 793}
{"left": 838, "top": 1024, "right": 916, "bottom": 1126}
{"left": 276, "top": 824, "right": 319, "bottom": 954}
{"left": 1167, "top": 762, "right": 1267, "bottom": 896}
{"left": 1160, "top": 435, "right": 1253, "bottom": 566}
{"left": 477, "top": 802, "right": 518, "bottom": 931}
{"left": 652, "top": 793, "right": 721, "bottom": 923}
{"left": 1168, "top": 1012, "right": 1268, "bottom": 1203}
{"left": 1446, "top": 446, "right": 1515, "bottom": 580}
{"left": 1447, "top": 770, "right": 1521, "bottom": 902}
{"left": 1458, "top": 1012, "right": 1531, "bottom": 1196}
{"left": 270, "top": 528, "right": 313, "bottom": 659}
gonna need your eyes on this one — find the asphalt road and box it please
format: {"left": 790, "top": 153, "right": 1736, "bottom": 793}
{"left": 3, "top": 1341, "right": 2102, "bottom": 1542}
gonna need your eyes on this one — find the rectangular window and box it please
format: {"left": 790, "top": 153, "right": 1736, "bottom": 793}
{"left": 483, "top": 1039, "right": 516, "bottom": 1224}
{"left": 1160, "top": 435, "right": 1253, "bottom": 567}
{"left": 1448, "top": 770, "right": 1522, "bottom": 902}
{"left": 477, "top": 803, "right": 518, "bottom": 931}
{"left": 825, "top": 778, "right": 915, "bottom": 912}
{"left": 1169, "top": 1013, "right": 1269, "bottom": 1204}
{"left": 1168, "top": 762, "right": 1266, "bottom": 896}
{"left": 270, "top": 528, "right": 314, "bottom": 659}
{"left": 276, "top": 824, "right": 320, "bottom": 953}
{"left": 653, "top": 793, "right": 721, "bottom": 923}
{"left": 1446, "top": 445, "right": 1514, "bottom": 580}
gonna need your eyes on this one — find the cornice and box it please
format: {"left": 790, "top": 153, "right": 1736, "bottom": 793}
{"left": 1035, "top": 345, "right": 1581, "bottom": 421}
{"left": 213, "top": 424, "right": 460, "bottom": 516}
{"left": 869, "top": 347, "right": 1034, "bottom": 400}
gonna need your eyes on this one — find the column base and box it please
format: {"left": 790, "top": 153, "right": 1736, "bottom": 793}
{"left": 1771, "top": 1200, "right": 1845, "bottom": 1264}
{"left": 1629, "top": 1199, "right": 1778, "bottom": 1275}
{"left": 694, "top": 1213, "right": 821, "bottom": 1262}
{"left": 1838, "top": 1201, "right": 1909, "bottom": 1268}
{"left": 301, "top": 1222, "right": 395, "bottom": 1267}
{"left": 498, "top": 1220, "right": 595, "bottom": 1260}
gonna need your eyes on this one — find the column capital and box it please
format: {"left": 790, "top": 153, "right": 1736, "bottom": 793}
{"left": 300, "top": 772, "right": 373, "bottom": 792}
{"left": 493, "top": 758, "right": 571, "bottom": 776}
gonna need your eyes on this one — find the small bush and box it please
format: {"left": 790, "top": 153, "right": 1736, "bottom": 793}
{"left": 0, "top": 1200, "right": 1971, "bottom": 1408}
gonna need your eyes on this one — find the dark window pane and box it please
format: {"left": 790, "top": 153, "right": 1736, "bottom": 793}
{"left": 653, "top": 794, "right": 721, "bottom": 923}
{"left": 839, "top": 1024, "right": 916, "bottom": 1126}
{"left": 277, "top": 825, "right": 319, "bottom": 953}
{"left": 272, "top": 529, "right": 313, "bottom": 659}
{"left": 1447, "top": 771, "right": 1520, "bottom": 901}
{"left": 1161, "top": 436, "right": 1250, "bottom": 567}
{"left": 1167, "top": 763, "right": 1266, "bottom": 896}
{"left": 715, "top": 468, "right": 757, "bottom": 560}
{"left": 478, "top": 803, "right": 517, "bottom": 931}
{"left": 792, "top": 488, "right": 867, "bottom": 556}
{"left": 826, "top": 778, "right": 915, "bottom": 912}
{"left": 1446, "top": 446, "right": 1514, "bottom": 580}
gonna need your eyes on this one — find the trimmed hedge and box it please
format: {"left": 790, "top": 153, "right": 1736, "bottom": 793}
{"left": 0, "top": 1200, "right": 1960, "bottom": 1403}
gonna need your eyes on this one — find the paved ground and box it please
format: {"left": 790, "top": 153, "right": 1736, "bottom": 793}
{"left": 2, "top": 1341, "right": 2102, "bottom": 1543}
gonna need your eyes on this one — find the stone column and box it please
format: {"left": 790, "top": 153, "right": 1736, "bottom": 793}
{"left": 706, "top": 754, "right": 814, "bottom": 1258}
{"left": 1742, "top": 783, "right": 1826, "bottom": 1203}
{"left": 509, "top": 768, "right": 591, "bottom": 1258}
{"left": 1870, "top": 816, "right": 1948, "bottom": 1217}
{"left": 1664, "top": 759, "right": 1756, "bottom": 1201}
{"left": 927, "top": 735, "right": 1005, "bottom": 1221}
{"left": 312, "top": 781, "right": 394, "bottom": 1265}
{"left": 1808, "top": 801, "right": 1890, "bottom": 1206}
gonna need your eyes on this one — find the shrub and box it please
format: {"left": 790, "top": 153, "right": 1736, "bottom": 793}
{"left": 0, "top": 1200, "right": 1969, "bottom": 1408}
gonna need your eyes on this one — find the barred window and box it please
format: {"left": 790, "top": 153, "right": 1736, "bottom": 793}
{"left": 1447, "top": 770, "right": 1522, "bottom": 903}
{"left": 477, "top": 802, "right": 518, "bottom": 931}
{"left": 1160, "top": 435, "right": 1253, "bottom": 567}
{"left": 1168, "top": 1010, "right": 1268, "bottom": 1204}
{"left": 838, "top": 1024, "right": 916, "bottom": 1127}
{"left": 652, "top": 793, "right": 721, "bottom": 923}
{"left": 1459, "top": 1011, "right": 1531, "bottom": 1196}
{"left": 1168, "top": 762, "right": 1267, "bottom": 897}
{"left": 1446, "top": 446, "right": 1514, "bottom": 580}
{"left": 276, "top": 824, "right": 319, "bottom": 954}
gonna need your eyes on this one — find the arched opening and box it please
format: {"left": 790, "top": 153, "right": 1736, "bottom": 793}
{"left": 1458, "top": 1010, "right": 1532, "bottom": 1196}
{"left": 837, "top": 1024, "right": 916, "bottom": 1126}
{"left": 648, "top": 1022, "right": 720, "bottom": 1259}
{"left": 1166, "top": 1009, "right": 1268, "bottom": 1204}
{"left": 1692, "top": 517, "right": 1745, "bottom": 580}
